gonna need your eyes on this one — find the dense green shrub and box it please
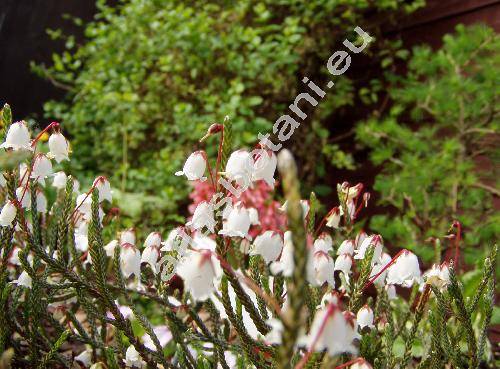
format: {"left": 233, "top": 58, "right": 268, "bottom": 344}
{"left": 34, "top": 0, "right": 423, "bottom": 223}
{"left": 356, "top": 25, "right": 499, "bottom": 263}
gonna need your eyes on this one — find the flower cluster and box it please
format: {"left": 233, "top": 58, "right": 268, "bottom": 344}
{"left": 0, "top": 111, "right": 495, "bottom": 369}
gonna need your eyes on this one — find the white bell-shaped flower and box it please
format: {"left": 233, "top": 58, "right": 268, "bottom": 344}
{"left": 52, "top": 171, "right": 67, "bottom": 189}
{"left": 120, "top": 228, "right": 136, "bottom": 246}
{"left": 424, "top": 263, "right": 450, "bottom": 290}
{"left": 339, "top": 182, "right": 363, "bottom": 201}
{"left": 120, "top": 243, "right": 141, "bottom": 278}
{"left": 299, "top": 305, "right": 359, "bottom": 356}
{"left": 334, "top": 254, "right": 353, "bottom": 278}
{"left": 219, "top": 203, "right": 251, "bottom": 239}
{"left": 93, "top": 177, "right": 112, "bottom": 202}
{"left": 124, "top": 345, "right": 145, "bottom": 368}
{"left": 75, "top": 234, "right": 89, "bottom": 252}
{"left": 47, "top": 132, "right": 70, "bottom": 162}
{"left": 13, "top": 270, "right": 32, "bottom": 288}
{"left": 308, "top": 250, "right": 335, "bottom": 287}
{"left": 0, "top": 121, "right": 31, "bottom": 151}
{"left": 326, "top": 206, "right": 344, "bottom": 229}
{"left": 386, "top": 250, "right": 421, "bottom": 287}
{"left": 142, "top": 326, "right": 172, "bottom": 350}
{"left": 187, "top": 201, "right": 216, "bottom": 233}
{"left": 16, "top": 186, "right": 31, "bottom": 209}
{"left": 31, "top": 154, "right": 52, "bottom": 179}
{"left": 176, "top": 250, "right": 217, "bottom": 301}
{"left": 385, "top": 284, "right": 397, "bottom": 300}
{"left": 141, "top": 244, "right": 160, "bottom": 274}
{"left": 250, "top": 230, "right": 283, "bottom": 264}
{"left": 252, "top": 150, "right": 277, "bottom": 186}
{"left": 369, "top": 252, "right": 392, "bottom": 287}
{"left": 270, "top": 231, "right": 294, "bottom": 277}
{"left": 74, "top": 348, "right": 92, "bottom": 367}
{"left": 192, "top": 232, "right": 216, "bottom": 252}
{"left": 264, "top": 318, "right": 284, "bottom": 344}
{"left": 354, "top": 234, "right": 382, "bottom": 264}
{"left": 225, "top": 150, "right": 253, "bottom": 186}
{"left": 175, "top": 151, "right": 207, "bottom": 181}
{"left": 144, "top": 232, "right": 162, "bottom": 248}
{"left": 337, "top": 239, "right": 355, "bottom": 255}
{"left": 36, "top": 191, "right": 47, "bottom": 213}
{"left": 0, "top": 200, "right": 17, "bottom": 227}
{"left": 313, "top": 233, "right": 333, "bottom": 253}
{"left": 161, "top": 228, "right": 180, "bottom": 251}
{"left": 357, "top": 305, "right": 374, "bottom": 329}
{"left": 104, "top": 240, "right": 118, "bottom": 257}
{"left": 248, "top": 207, "right": 260, "bottom": 225}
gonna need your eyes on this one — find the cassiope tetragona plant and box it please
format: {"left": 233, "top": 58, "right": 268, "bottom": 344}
{"left": 0, "top": 104, "right": 496, "bottom": 368}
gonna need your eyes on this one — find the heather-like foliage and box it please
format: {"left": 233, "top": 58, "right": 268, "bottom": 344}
{"left": 33, "top": 0, "right": 424, "bottom": 220}
{"left": 0, "top": 106, "right": 496, "bottom": 368}
{"left": 356, "top": 25, "right": 499, "bottom": 263}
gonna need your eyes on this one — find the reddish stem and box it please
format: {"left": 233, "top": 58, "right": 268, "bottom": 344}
{"left": 70, "top": 176, "right": 105, "bottom": 219}
{"left": 363, "top": 249, "right": 407, "bottom": 291}
{"left": 31, "top": 121, "right": 59, "bottom": 148}
{"left": 215, "top": 128, "right": 224, "bottom": 186}
{"left": 295, "top": 303, "right": 336, "bottom": 369}
{"left": 333, "top": 358, "right": 363, "bottom": 369}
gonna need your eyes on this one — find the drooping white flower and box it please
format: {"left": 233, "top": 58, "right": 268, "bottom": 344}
{"left": 219, "top": 203, "right": 251, "bottom": 239}
{"left": 120, "top": 228, "right": 136, "bottom": 246}
{"left": 252, "top": 150, "right": 277, "bottom": 186}
{"left": 225, "top": 150, "right": 253, "bottom": 186}
{"left": 265, "top": 318, "right": 284, "bottom": 344}
{"left": 175, "top": 151, "right": 207, "bottom": 181}
{"left": 334, "top": 254, "right": 353, "bottom": 278}
{"left": 47, "top": 132, "right": 70, "bottom": 162}
{"left": 144, "top": 232, "right": 161, "bottom": 248}
{"left": 424, "top": 263, "right": 450, "bottom": 290}
{"left": 248, "top": 207, "right": 260, "bottom": 225}
{"left": 337, "top": 239, "right": 355, "bottom": 256}
{"left": 13, "top": 271, "right": 32, "bottom": 288}
{"left": 0, "top": 200, "right": 17, "bottom": 227}
{"left": 142, "top": 326, "right": 172, "bottom": 350}
{"left": 0, "top": 121, "right": 31, "bottom": 150}
{"left": 308, "top": 251, "right": 335, "bottom": 287}
{"left": 120, "top": 243, "right": 141, "bottom": 278}
{"left": 357, "top": 305, "right": 374, "bottom": 329}
{"left": 124, "top": 345, "right": 145, "bottom": 368}
{"left": 313, "top": 234, "right": 333, "bottom": 253}
{"left": 192, "top": 232, "right": 216, "bottom": 252}
{"left": 16, "top": 186, "right": 30, "bottom": 209}
{"left": 319, "top": 291, "right": 341, "bottom": 308}
{"left": 386, "top": 250, "right": 421, "bottom": 287}
{"left": 141, "top": 244, "right": 160, "bottom": 273}
{"left": 250, "top": 231, "right": 283, "bottom": 264}
{"left": 299, "top": 305, "right": 359, "bottom": 356}
{"left": 176, "top": 250, "right": 217, "bottom": 301}
{"left": 31, "top": 154, "right": 52, "bottom": 179}
{"left": 369, "top": 252, "right": 392, "bottom": 287}
{"left": 161, "top": 228, "right": 180, "bottom": 251}
{"left": 36, "top": 191, "right": 47, "bottom": 213}
{"left": 385, "top": 284, "right": 397, "bottom": 300}
{"left": 326, "top": 206, "right": 343, "bottom": 229}
{"left": 74, "top": 348, "right": 92, "bottom": 367}
{"left": 93, "top": 177, "right": 112, "bottom": 202}
{"left": 355, "top": 231, "right": 367, "bottom": 248}
{"left": 270, "top": 231, "right": 294, "bottom": 277}
{"left": 52, "top": 171, "right": 67, "bottom": 189}
{"left": 187, "top": 201, "right": 216, "bottom": 233}
{"left": 8, "top": 247, "right": 21, "bottom": 265}
{"left": 75, "top": 234, "right": 89, "bottom": 252}
{"left": 354, "top": 234, "right": 382, "bottom": 264}
{"left": 104, "top": 239, "right": 118, "bottom": 257}
{"left": 351, "top": 359, "right": 373, "bottom": 369}
{"left": 345, "top": 200, "right": 356, "bottom": 221}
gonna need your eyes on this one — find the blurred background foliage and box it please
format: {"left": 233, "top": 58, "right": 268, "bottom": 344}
{"left": 32, "top": 0, "right": 423, "bottom": 225}
{"left": 356, "top": 25, "right": 499, "bottom": 264}
{"left": 28, "top": 0, "right": 498, "bottom": 265}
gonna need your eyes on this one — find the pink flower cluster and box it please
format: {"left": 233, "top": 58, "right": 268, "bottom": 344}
{"left": 188, "top": 179, "right": 286, "bottom": 238}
